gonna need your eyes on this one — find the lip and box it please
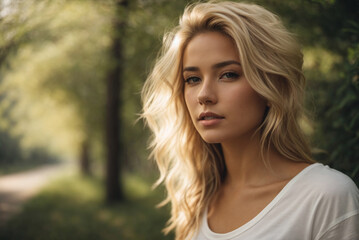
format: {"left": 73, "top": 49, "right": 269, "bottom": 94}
{"left": 198, "top": 112, "right": 224, "bottom": 126}
{"left": 198, "top": 111, "right": 224, "bottom": 120}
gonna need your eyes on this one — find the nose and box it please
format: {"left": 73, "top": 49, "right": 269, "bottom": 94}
{"left": 197, "top": 79, "right": 217, "bottom": 105}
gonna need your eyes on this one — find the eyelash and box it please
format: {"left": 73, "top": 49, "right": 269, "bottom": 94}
{"left": 184, "top": 76, "right": 201, "bottom": 84}
{"left": 184, "top": 71, "right": 240, "bottom": 84}
{"left": 220, "top": 72, "right": 240, "bottom": 80}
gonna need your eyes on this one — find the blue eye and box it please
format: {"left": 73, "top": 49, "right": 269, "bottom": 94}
{"left": 185, "top": 76, "right": 201, "bottom": 84}
{"left": 220, "top": 72, "right": 240, "bottom": 80}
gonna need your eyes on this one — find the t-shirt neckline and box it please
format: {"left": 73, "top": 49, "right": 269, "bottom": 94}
{"left": 202, "top": 162, "right": 322, "bottom": 239}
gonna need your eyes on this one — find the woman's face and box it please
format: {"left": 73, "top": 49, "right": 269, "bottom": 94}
{"left": 183, "top": 31, "right": 267, "bottom": 144}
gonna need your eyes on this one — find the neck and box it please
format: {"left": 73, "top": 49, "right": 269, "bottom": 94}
{"left": 221, "top": 133, "right": 278, "bottom": 188}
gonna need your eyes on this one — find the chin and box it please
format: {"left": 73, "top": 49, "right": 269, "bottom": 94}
{"left": 199, "top": 133, "right": 223, "bottom": 144}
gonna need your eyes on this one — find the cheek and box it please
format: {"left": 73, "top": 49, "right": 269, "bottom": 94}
{"left": 229, "top": 84, "right": 267, "bottom": 118}
{"left": 184, "top": 89, "right": 194, "bottom": 113}
{"left": 244, "top": 92, "right": 267, "bottom": 120}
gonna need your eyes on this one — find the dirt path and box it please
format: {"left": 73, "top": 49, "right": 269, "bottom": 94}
{"left": 0, "top": 161, "right": 75, "bottom": 226}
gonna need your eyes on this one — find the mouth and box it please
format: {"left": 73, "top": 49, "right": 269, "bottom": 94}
{"left": 198, "top": 112, "right": 225, "bottom": 121}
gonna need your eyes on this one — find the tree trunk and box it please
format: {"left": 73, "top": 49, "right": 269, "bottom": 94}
{"left": 105, "top": 0, "right": 128, "bottom": 203}
{"left": 80, "top": 139, "right": 91, "bottom": 176}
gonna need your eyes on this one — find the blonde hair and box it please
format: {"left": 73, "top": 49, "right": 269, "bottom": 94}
{"left": 141, "top": 1, "right": 314, "bottom": 239}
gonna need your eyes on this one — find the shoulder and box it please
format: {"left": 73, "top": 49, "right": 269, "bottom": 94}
{"left": 297, "top": 163, "right": 359, "bottom": 225}
{"left": 294, "top": 164, "right": 359, "bottom": 240}
{"left": 300, "top": 164, "right": 359, "bottom": 240}
{"left": 299, "top": 163, "right": 359, "bottom": 200}
{"left": 289, "top": 163, "right": 359, "bottom": 217}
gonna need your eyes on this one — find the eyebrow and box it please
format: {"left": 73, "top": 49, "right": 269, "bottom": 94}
{"left": 183, "top": 60, "right": 241, "bottom": 73}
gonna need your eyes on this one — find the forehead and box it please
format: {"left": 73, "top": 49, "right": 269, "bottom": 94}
{"left": 183, "top": 31, "right": 240, "bottom": 67}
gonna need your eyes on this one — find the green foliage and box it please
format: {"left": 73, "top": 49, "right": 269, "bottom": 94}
{"left": 0, "top": 128, "right": 60, "bottom": 175}
{"left": 0, "top": 173, "right": 173, "bottom": 240}
{"left": 120, "top": 0, "right": 189, "bottom": 172}
{"left": 0, "top": 0, "right": 358, "bottom": 181}
{"left": 0, "top": 0, "right": 192, "bottom": 172}
{"left": 303, "top": 6, "right": 359, "bottom": 185}
{"left": 314, "top": 43, "right": 359, "bottom": 183}
{"left": 0, "top": 0, "right": 113, "bottom": 161}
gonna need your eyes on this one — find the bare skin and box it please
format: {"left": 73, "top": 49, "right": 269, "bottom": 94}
{"left": 208, "top": 138, "right": 310, "bottom": 233}
{"left": 182, "top": 31, "right": 311, "bottom": 233}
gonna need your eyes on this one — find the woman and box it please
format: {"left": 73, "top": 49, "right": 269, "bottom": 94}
{"left": 141, "top": 1, "right": 359, "bottom": 240}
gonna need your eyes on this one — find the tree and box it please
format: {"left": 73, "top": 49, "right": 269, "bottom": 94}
{"left": 0, "top": 0, "right": 111, "bottom": 172}
{"left": 105, "top": 0, "right": 128, "bottom": 202}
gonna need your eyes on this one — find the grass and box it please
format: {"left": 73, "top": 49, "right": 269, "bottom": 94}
{"left": 0, "top": 172, "right": 174, "bottom": 240}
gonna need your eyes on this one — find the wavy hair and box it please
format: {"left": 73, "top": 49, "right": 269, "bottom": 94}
{"left": 141, "top": 1, "right": 314, "bottom": 239}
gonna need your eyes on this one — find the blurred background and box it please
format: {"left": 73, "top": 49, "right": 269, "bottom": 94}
{"left": 0, "top": 0, "right": 358, "bottom": 239}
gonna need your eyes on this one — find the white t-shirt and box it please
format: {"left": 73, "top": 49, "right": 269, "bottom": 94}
{"left": 193, "top": 163, "right": 359, "bottom": 240}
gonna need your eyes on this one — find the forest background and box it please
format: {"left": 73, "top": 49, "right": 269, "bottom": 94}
{"left": 0, "top": 0, "right": 358, "bottom": 239}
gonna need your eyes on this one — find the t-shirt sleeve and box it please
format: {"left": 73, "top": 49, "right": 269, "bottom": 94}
{"left": 311, "top": 167, "right": 359, "bottom": 240}
{"left": 317, "top": 212, "right": 359, "bottom": 240}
